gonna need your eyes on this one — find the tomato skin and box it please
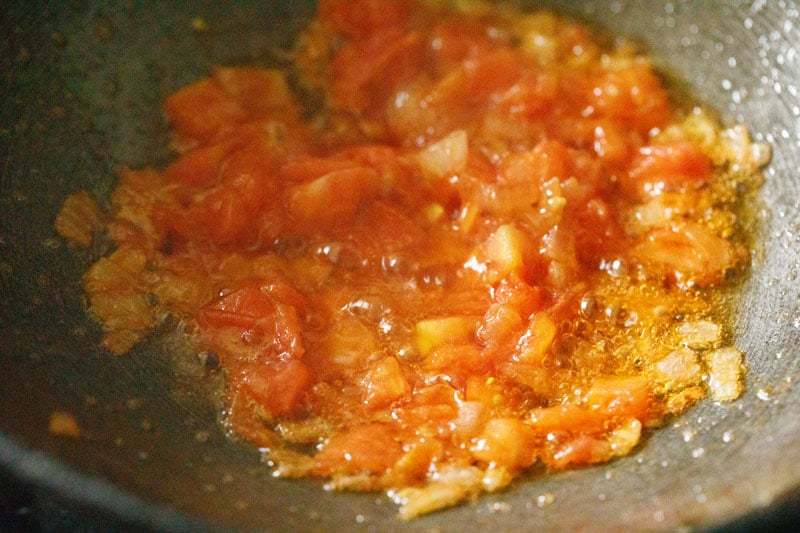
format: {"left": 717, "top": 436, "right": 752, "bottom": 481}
{"left": 166, "top": 156, "right": 276, "bottom": 246}
{"left": 197, "top": 285, "right": 275, "bottom": 331}
{"left": 197, "top": 282, "right": 307, "bottom": 362}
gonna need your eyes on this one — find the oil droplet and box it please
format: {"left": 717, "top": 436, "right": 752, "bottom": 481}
{"left": 489, "top": 502, "right": 511, "bottom": 513}
{"left": 756, "top": 389, "right": 771, "bottom": 401}
{"left": 536, "top": 493, "right": 555, "bottom": 508}
{"left": 722, "top": 430, "right": 733, "bottom": 443}
{"left": 692, "top": 447, "right": 705, "bottom": 458}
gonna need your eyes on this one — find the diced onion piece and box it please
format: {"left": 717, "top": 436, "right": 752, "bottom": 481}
{"left": 286, "top": 167, "right": 379, "bottom": 225}
{"left": 417, "top": 129, "right": 468, "bottom": 179}
{"left": 481, "top": 465, "right": 514, "bottom": 492}
{"left": 415, "top": 316, "right": 478, "bottom": 356}
{"left": 678, "top": 320, "right": 721, "bottom": 350}
{"left": 471, "top": 417, "right": 537, "bottom": 470}
{"left": 55, "top": 191, "right": 102, "bottom": 247}
{"left": 608, "top": 418, "right": 642, "bottom": 457}
{"left": 516, "top": 313, "right": 556, "bottom": 365}
{"left": 654, "top": 348, "right": 702, "bottom": 385}
{"left": 392, "top": 465, "right": 483, "bottom": 520}
{"left": 483, "top": 224, "right": 532, "bottom": 277}
{"left": 48, "top": 411, "right": 81, "bottom": 438}
{"left": 706, "top": 347, "right": 744, "bottom": 401}
{"left": 361, "top": 356, "right": 410, "bottom": 408}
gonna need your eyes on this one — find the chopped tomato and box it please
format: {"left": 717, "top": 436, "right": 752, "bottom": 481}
{"left": 584, "top": 376, "right": 653, "bottom": 423}
{"left": 318, "top": 0, "right": 414, "bottom": 38}
{"left": 472, "top": 418, "right": 538, "bottom": 470}
{"left": 285, "top": 166, "right": 380, "bottom": 227}
{"left": 162, "top": 139, "right": 236, "bottom": 188}
{"left": 238, "top": 359, "right": 314, "bottom": 416}
{"left": 332, "top": 30, "right": 426, "bottom": 114}
{"left": 165, "top": 78, "right": 246, "bottom": 141}
{"left": 624, "top": 141, "right": 714, "bottom": 200}
{"left": 198, "top": 285, "right": 276, "bottom": 331}
{"left": 314, "top": 423, "right": 403, "bottom": 475}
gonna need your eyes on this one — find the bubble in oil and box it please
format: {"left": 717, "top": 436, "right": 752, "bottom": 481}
{"left": 535, "top": 493, "right": 555, "bottom": 508}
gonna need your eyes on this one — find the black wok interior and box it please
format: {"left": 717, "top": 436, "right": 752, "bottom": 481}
{"left": 2, "top": 1, "right": 800, "bottom": 531}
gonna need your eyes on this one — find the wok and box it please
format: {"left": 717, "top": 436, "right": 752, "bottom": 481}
{"left": 1, "top": 1, "right": 799, "bottom": 530}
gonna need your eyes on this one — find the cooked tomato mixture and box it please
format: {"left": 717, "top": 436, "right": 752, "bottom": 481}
{"left": 57, "top": 0, "right": 769, "bottom": 518}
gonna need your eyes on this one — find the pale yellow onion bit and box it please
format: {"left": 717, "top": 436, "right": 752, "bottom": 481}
{"left": 55, "top": 190, "right": 103, "bottom": 247}
{"left": 391, "top": 465, "right": 484, "bottom": 520}
{"left": 654, "top": 347, "right": 703, "bottom": 388}
{"left": 678, "top": 320, "right": 722, "bottom": 351}
{"left": 706, "top": 347, "right": 745, "bottom": 402}
{"left": 608, "top": 418, "right": 642, "bottom": 457}
{"left": 416, "top": 129, "right": 469, "bottom": 180}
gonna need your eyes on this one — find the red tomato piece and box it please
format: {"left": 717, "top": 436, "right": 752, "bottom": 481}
{"left": 331, "top": 30, "right": 425, "bottom": 113}
{"left": 280, "top": 157, "right": 360, "bottom": 183}
{"left": 584, "top": 376, "right": 652, "bottom": 423}
{"left": 163, "top": 139, "right": 237, "bottom": 188}
{"left": 546, "top": 434, "right": 608, "bottom": 468}
{"left": 198, "top": 285, "right": 275, "bottom": 331}
{"left": 239, "top": 359, "right": 314, "bottom": 416}
{"left": 314, "top": 422, "right": 403, "bottom": 475}
{"left": 318, "top": 0, "right": 414, "bottom": 38}
{"left": 165, "top": 78, "right": 246, "bottom": 141}
{"left": 529, "top": 404, "right": 609, "bottom": 435}
{"left": 285, "top": 166, "right": 379, "bottom": 227}
{"left": 624, "top": 141, "right": 714, "bottom": 199}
